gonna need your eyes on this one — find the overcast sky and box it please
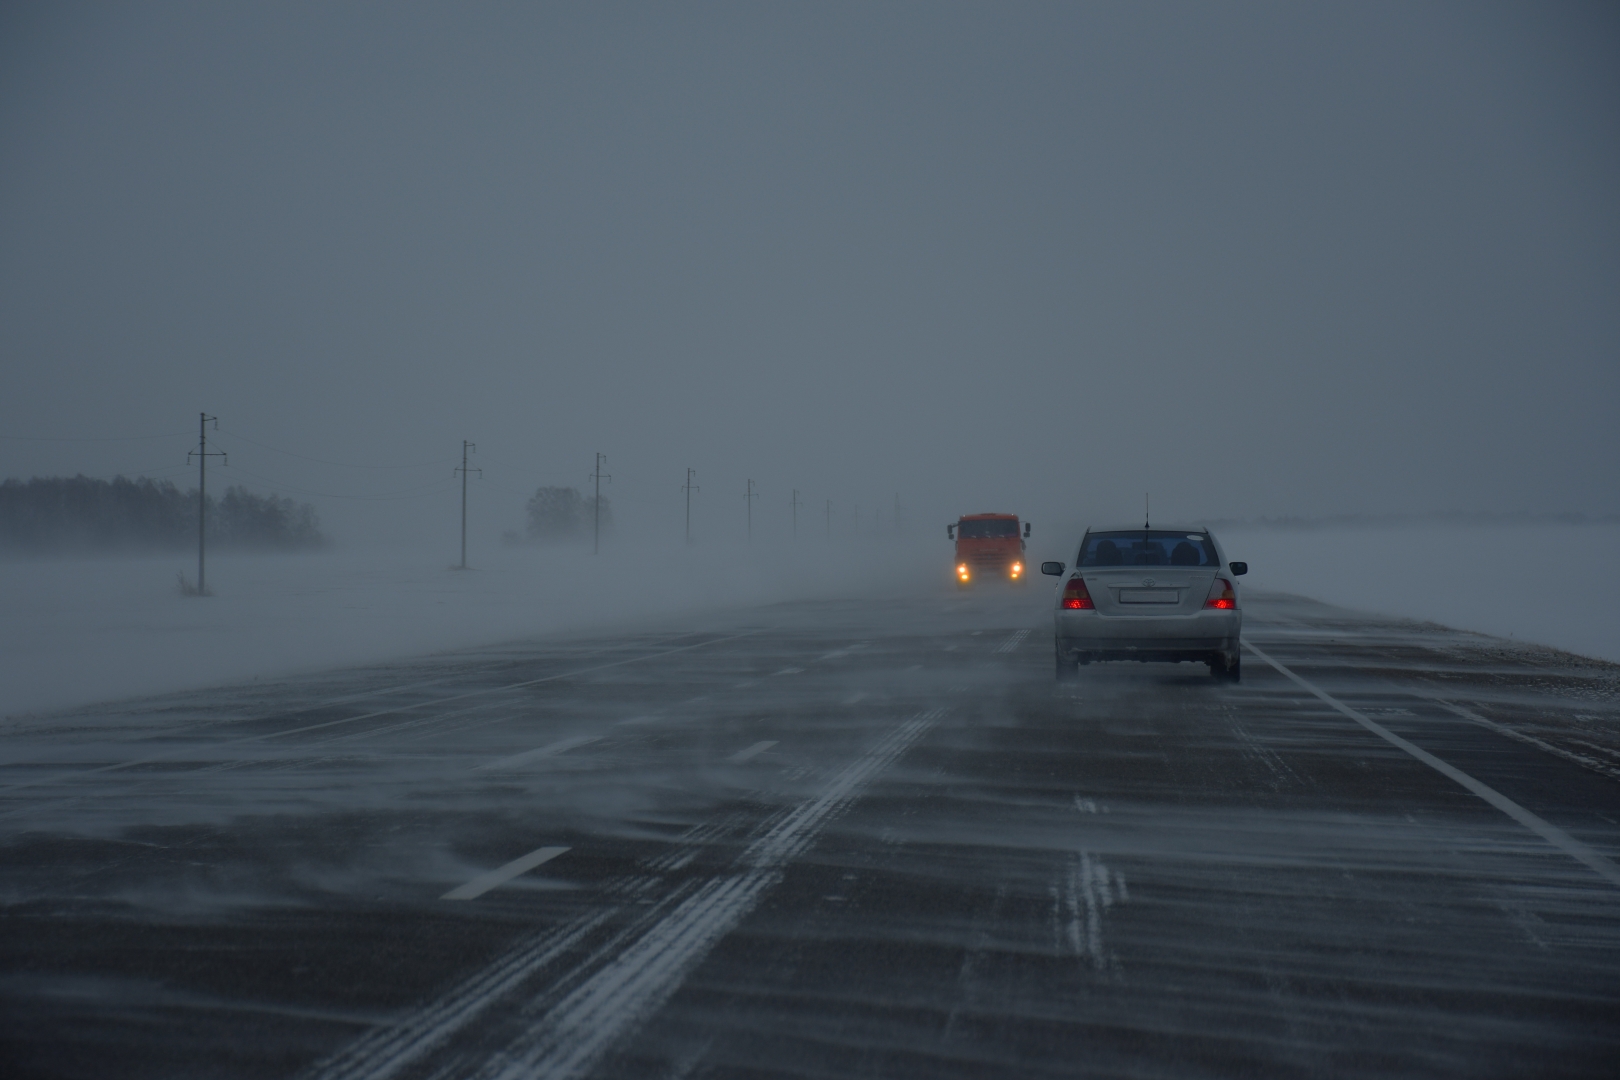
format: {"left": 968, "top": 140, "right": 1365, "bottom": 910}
{"left": 2, "top": 1, "right": 1615, "bottom": 544}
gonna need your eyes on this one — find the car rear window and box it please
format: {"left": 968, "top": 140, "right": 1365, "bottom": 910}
{"left": 958, "top": 519, "right": 1019, "bottom": 539}
{"left": 1077, "top": 530, "right": 1219, "bottom": 567}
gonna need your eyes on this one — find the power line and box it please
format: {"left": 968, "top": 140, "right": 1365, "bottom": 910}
{"left": 0, "top": 431, "right": 189, "bottom": 442}
{"left": 216, "top": 426, "right": 445, "bottom": 469}
{"left": 220, "top": 463, "right": 456, "bottom": 501}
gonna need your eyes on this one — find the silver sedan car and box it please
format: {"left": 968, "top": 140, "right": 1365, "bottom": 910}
{"left": 1040, "top": 525, "right": 1248, "bottom": 680}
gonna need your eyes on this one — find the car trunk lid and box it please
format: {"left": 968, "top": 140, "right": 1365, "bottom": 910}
{"left": 1082, "top": 568, "right": 1217, "bottom": 616}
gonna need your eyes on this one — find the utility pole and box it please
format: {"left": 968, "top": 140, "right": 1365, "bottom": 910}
{"left": 790, "top": 488, "right": 802, "bottom": 539}
{"left": 744, "top": 479, "right": 759, "bottom": 541}
{"left": 682, "top": 468, "right": 699, "bottom": 544}
{"left": 186, "top": 412, "right": 225, "bottom": 596}
{"left": 825, "top": 499, "right": 832, "bottom": 541}
{"left": 591, "top": 453, "right": 611, "bottom": 554}
{"left": 454, "top": 441, "right": 480, "bottom": 569}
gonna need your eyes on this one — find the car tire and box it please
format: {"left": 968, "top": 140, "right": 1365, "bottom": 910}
{"left": 1209, "top": 653, "right": 1241, "bottom": 682}
{"left": 1056, "top": 645, "right": 1079, "bottom": 681}
{"left": 1227, "top": 653, "right": 1242, "bottom": 682}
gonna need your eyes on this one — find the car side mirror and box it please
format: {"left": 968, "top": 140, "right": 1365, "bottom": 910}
{"left": 1023, "top": 523, "right": 1031, "bottom": 537}
{"left": 1229, "top": 561, "right": 1248, "bottom": 576}
{"left": 1040, "top": 561, "right": 1064, "bottom": 576}
{"left": 946, "top": 525, "right": 955, "bottom": 540}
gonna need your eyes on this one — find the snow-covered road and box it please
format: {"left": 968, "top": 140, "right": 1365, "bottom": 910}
{"left": 3, "top": 586, "right": 1617, "bottom": 1077}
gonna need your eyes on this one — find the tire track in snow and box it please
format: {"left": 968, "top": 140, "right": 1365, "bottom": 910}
{"left": 306, "top": 708, "right": 946, "bottom": 1080}
{"left": 476, "top": 707, "right": 944, "bottom": 1080}
{"left": 994, "top": 629, "right": 1031, "bottom": 654}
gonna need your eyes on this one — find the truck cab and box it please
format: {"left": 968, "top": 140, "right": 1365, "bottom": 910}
{"left": 947, "top": 513, "right": 1030, "bottom": 586}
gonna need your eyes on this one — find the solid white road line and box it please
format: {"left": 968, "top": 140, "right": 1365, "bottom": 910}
{"left": 476, "top": 735, "right": 600, "bottom": 772}
{"left": 442, "top": 846, "right": 570, "bottom": 901}
{"left": 1420, "top": 696, "right": 1620, "bottom": 783}
{"left": 727, "top": 740, "right": 778, "bottom": 763}
{"left": 1244, "top": 640, "right": 1620, "bottom": 891}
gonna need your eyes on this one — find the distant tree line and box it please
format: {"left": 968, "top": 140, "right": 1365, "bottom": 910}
{"left": 0, "top": 475, "right": 325, "bottom": 554}
{"left": 510, "top": 485, "right": 612, "bottom": 544}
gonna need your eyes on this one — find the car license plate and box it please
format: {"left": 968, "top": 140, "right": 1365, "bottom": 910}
{"left": 1119, "top": 589, "right": 1179, "bottom": 604}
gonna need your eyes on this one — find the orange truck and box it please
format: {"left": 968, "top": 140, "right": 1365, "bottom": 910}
{"left": 947, "top": 513, "right": 1030, "bottom": 587}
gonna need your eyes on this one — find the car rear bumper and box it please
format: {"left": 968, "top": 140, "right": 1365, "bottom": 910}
{"left": 1054, "top": 609, "right": 1241, "bottom": 661}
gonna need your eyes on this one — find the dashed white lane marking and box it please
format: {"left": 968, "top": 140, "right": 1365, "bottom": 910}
{"left": 995, "top": 628, "right": 1032, "bottom": 653}
{"left": 841, "top": 691, "right": 869, "bottom": 705}
{"left": 772, "top": 667, "right": 804, "bottom": 676}
{"left": 1062, "top": 851, "right": 1127, "bottom": 971}
{"left": 1245, "top": 640, "right": 1620, "bottom": 891}
{"left": 476, "top": 735, "right": 600, "bottom": 772}
{"left": 727, "top": 740, "right": 778, "bottom": 763}
{"left": 442, "top": 846, "right": 570, "bottom": 901}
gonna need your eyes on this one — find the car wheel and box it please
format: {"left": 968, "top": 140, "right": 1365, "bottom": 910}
{"left": 1226, "top": 653, "right": 1242, "bottom": 682}
{"left": 1055, "top": 645, "right": 1079, "bottom": 681}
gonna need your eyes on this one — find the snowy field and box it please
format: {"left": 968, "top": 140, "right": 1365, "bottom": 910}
{"left": 0, "top": 541, "right": 933, "bottom": 718}
{"left": 1, "top": 521, "right": 1614, "bottom": 718}
{"left": 1219, "top": 521, "right": 1619, "bottom": 666}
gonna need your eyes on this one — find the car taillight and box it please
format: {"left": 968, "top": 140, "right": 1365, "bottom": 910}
{"left": 1061, "top": 576, "right": 1093, "bottom": 609}
{"left": 1205, "top": 578, "right": 1236, "bottom": 609}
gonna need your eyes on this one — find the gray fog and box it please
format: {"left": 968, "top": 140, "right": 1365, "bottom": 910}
{"left": 7, "top": 9, "right": 1620, "bottom": 1076}
{"left": 2, "top": 1, "right": 1616, "bottom": 545}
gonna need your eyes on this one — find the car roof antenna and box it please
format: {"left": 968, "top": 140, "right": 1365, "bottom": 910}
{"left": 1144, "top": 492, "right": 1150, "bottom": 530}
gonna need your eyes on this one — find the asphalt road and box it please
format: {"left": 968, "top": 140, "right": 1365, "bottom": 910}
{"left": 3, "top": 586, "right": 1618, "bottom": 1079}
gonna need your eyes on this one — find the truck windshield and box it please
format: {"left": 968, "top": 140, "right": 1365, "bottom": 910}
{"left": 958, "top": 519, "right": 1019, "bottom": 539}
{"left": 1077, "top": 530, "right": 1219, "bottom": 567}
